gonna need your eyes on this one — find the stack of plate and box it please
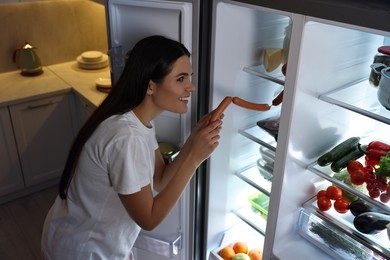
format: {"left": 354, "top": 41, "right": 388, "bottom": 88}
{"left": 77, "top": 51, "right": 109, "bottom": 70}
{"left": 257, "top": 146, "right": 275, "bottom": 181}
{"left": 95, "top": 77, "right": 112, "bottom": 93}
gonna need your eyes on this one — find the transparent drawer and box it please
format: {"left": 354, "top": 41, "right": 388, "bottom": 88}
{"left": 298, "top": 209, "right": 384, "bottom": 260}
{"left": 300, "top": 196, "right": 390, "bottom": 259}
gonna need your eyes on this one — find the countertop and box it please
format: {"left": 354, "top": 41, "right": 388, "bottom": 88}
{"left": 0, "top": 61, "right": 110, "bottom": 108}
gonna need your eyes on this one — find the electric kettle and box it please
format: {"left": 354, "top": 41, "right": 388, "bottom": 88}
{"left": 13, "top": 42, "right": 43, "bottom": 76}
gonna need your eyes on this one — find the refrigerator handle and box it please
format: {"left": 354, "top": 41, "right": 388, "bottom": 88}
{"left": 107, "top": 46, "right": 126, "bottom": 85}
{"left": 133, "top": 230, "right": 182, "bottom": 257}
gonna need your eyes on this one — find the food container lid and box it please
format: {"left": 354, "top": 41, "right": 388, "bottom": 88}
{"left": 378, "top": 46, "right": 390, "bottom": 55}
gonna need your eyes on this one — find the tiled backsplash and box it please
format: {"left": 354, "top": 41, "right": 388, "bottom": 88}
{"left": 0, "top": 0, "right": 108, "bottom": 73}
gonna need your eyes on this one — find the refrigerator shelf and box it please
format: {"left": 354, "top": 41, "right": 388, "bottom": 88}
{"left": 319, "top": 79, "right": 390, "bottom": 125}
{"left": 234, "top": 204, "right": 268, "bottom": 236}
{"left": 243, "top": 65, "right": 285, "bottom": 86}
{"left": 298, "top": 208, "right": 385, "bottom": 260}
{"left": 300, "top": 196, "right": 390, "bottom": 259}
{"left": 238, "top": 125, "right": 277, "bottom": 152}
{"left": 307, "top": 162, "right": 390, "bottom": 214}
{"left": 208, "top": 221, "right": 266, "bottom": 260}
{"left": 235, "top": 163, "right": 272, "bottom": 196}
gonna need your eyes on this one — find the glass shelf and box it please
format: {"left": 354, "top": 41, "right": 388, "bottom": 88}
{"left": 319, "top": 80, "right": 390, "bottom": 125}
{"left": 307, "top": 162, "right": 390, "bottom": 214}
{"left": 238, "top": 124, "right": 277, "bottom": 152}
{"left": 234, "top": 204, "right": 268, "bottom": 236}
{"left": 301, "top": 196, "right": 390, "bottom": 259}
{"left": 243, "top": 65, "right": 285, "bottom": 86}
{"left": 235, "top": 163, "right": 272, "bottom": 196}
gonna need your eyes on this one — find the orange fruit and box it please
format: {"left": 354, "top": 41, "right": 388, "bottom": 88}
{"left": 218, "top": 246, "right": 235, "bottom": 260}
{"left": 233, "top": 242, "right": 248, "bottom": 254}
{"left": 248, "top": 248, "right": 263, "bottom": 260}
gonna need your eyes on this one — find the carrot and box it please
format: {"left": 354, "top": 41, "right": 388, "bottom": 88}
{"left": 272, "top": 90, "right": 283, "bottom": 106}
{"left": 282, "top": 63, "right": 287, "bottom": 76}
{"left": 232, "top": 97, "right": 270, "bottom": 111}
{"left": 210, "top": 96, "right": 232, "bottom": 122}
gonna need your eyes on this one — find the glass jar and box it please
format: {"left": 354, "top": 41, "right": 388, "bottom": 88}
{"left": 369, "top": 46, "right": 390, "bottom": 87}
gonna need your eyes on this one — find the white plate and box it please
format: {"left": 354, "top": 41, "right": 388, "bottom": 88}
{"left": 81, "top": 51, "right": 103, "bottom": 62}
{"left": 95, "top": 77, "right": 111, "bottom": 88}
{"left": 77, "top": 54, "right": 109, "bottom": 70}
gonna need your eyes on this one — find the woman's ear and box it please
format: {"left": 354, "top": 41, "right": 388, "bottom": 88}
{"left": 147, "top": 80, "right": 155, "bottom": 96}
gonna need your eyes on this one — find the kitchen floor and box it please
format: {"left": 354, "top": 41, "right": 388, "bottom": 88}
{"left": 0, "top": 186, "right": 57, "bottom": 260}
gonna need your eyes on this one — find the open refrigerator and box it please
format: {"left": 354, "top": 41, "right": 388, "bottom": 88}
{"left": 104, "top": 0, "right": 390, "bottom": 259}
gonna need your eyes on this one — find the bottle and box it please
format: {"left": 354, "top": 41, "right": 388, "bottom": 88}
{"left": 369, "top": 46, "right": 390, "bottom": 87}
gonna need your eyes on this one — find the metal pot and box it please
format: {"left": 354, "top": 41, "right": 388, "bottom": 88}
{"left": 13, "top": 42, "right": 43, "bottom": 76}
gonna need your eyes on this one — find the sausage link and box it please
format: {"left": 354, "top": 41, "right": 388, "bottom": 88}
{"left": 232, "top": 97, "right": 271, "bottom": 111}
{"left": 272, "top": 90, "right": 284, "bottom": 106}
{"left": 210, "top": 96, "right": 232, "bottom": 122}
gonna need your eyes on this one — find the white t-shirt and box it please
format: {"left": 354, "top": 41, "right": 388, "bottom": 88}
{"left": 41, "top": 111, "right": 159, "bottom": 260}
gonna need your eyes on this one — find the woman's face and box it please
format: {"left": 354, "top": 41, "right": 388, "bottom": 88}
{"left": 150, "top": 55, "right": 195, "bottom": 114}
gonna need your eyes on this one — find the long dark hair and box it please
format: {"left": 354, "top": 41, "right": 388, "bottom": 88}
{"left": 59, "top": 35, "right": 190, "bottom": 199}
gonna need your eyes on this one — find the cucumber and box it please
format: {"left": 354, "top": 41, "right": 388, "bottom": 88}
{"left": 330, "top": 144, "right": 367, "bottom": 172}
{"left": 317, "top": 137, "right": 360, "bottom": 166}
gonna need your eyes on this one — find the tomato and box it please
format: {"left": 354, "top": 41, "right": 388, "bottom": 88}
{"left": 380, "top": 193, "right": 390, "bottom": 203}
{"left": 366, "top": 181, "right": 379, "bottom": 191}
{"left": 326, "top": 186, "right": 343, "bottom": 200}
{"left": 369, "top": 188, "right": 380, "bottom": 199}
{"left": 363, "top": 166, "right": 375, "bottom": 182}
{"left": 376, "top": 176, "right": 388, "bottom": 184}
{"left": 378, "top": 181, "right": 388, "bottom": 192}
{"left": 347, "top": 160, "right": 364, "bottom": 174}
{"left": 317, "top": 190, "right": 328, "bottom": 199}
{"left": 350, "top": 170, "right": 365, "bottom": 185}
{"left": 333, "top": 198, "right": 350, "bottom": 214}
{"left": 317, "top": 196, "right": 332, "bottom": 211}
{"left": 365, "top": 172, "right": 377, "bottom": 183}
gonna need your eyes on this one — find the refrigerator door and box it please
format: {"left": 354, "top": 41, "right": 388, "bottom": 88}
{"left": 267, "top": 16, "right": 390, "bottom": 260}
{"left": 105, "top": 0, "right": 197, "bottom": 259}
{"left": 206, "top": 1, "right": 291, "bottom": 258}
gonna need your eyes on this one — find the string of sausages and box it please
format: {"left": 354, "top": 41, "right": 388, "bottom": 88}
{"left": 210, "top": 91, "right": 283, "bottom": 122}
{"left": 210, "top": 64, "right": 287, "bottom": 122}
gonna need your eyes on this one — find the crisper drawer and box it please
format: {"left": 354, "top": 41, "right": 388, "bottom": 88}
{"left": 299, "top": 197, "right": 389, "bottom": 259}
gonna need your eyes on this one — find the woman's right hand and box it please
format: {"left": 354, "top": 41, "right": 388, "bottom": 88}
{"left": 185, "top": 113, "right": 223, "bottom": 166}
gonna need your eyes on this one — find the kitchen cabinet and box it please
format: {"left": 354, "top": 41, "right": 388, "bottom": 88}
{"left": 73, "top": 93, "right": 96, "bottom": 131}
{"left": 9, "top": 93, "right": 76, "bottom": 187}
{"left": 0, "top": 107, "right": 24, "bottom": 197}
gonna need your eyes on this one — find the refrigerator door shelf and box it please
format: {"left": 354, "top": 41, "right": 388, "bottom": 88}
{"left": 134, "top": 231, "right": 182, "bottom": 257}
{"left": 301, "top": 197, "right": 390, "bottom": 259}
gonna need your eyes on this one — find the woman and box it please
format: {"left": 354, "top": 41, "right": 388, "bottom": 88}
{"left": 41, "top": 35, "right": 223, "bottom": 259}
